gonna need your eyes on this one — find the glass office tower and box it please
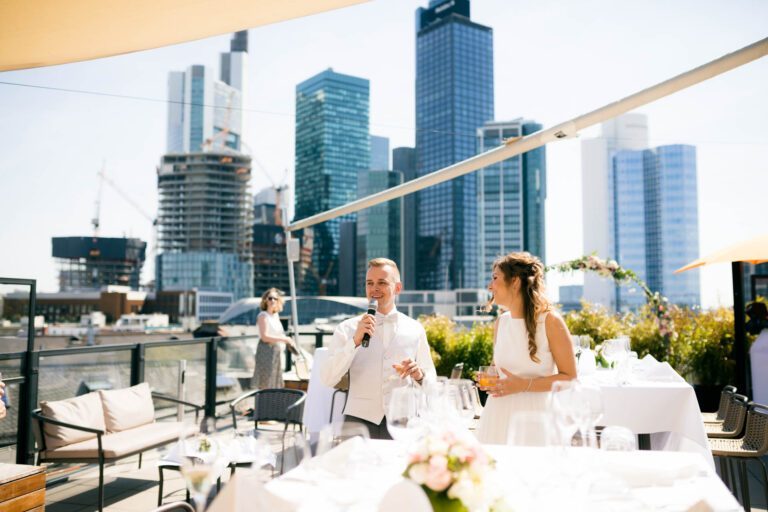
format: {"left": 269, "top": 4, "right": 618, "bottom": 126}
{"left": 612, "top": 144, "right": 700, "bottom": 309}
{"left": 415, "top": 0, "right": 494, "bottom": 290}
{"left": 477, "top": 119, "right": 546, "bottom": 284}
{"left": 356, "top": 170, "right": 404, "bottom": 288}
{"left": 294, "top": 69, "right": 370, "bottom": 295}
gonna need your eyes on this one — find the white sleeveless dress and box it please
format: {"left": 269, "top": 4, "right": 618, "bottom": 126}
{"left": 476, "top": 312, "right": 556, "bottom": 444}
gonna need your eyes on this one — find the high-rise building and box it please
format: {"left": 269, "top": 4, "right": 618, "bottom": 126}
{"left": 393, "top": 147, "right": 417, "bottom": 289}
{"left": 415, "top": 0, "right": 494, "bottom": 290}
{"left": 477, "top": 119, "right": 546, "bottom": 284}
{"left": 166, "top": 33, "right": 246, "bottom": 154}
{"left": 52, "top": 237, "right": 146, "bottom": 291}
{"left": 356, "top": 170, "right": 404, "bottom": 288}
{"left": 294, "top": 68, "right": 370, "bottom": 295}
{"left": 371, "top": 135, "right": 390, "bottom": 170}
{"left": 582, "top": 113, "right": 649, "bottom": 310}
{"left": 252, "top": 188, "right": 290, "bottom": 295}
{"left": 155, "top": 152, "right": 254, "bottom": 299}
{"left": 606, "top": 143, "right": 700, "bottom": 309}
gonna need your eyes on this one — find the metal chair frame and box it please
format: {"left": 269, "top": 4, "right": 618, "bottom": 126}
{"left": 229, "top": 388, "right": 307, "bottom": 474}
{"left": 710, "top": 402, "right": 768, "bottom": 511}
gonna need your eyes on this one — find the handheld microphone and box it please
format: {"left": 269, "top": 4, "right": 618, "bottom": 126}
{"left": 361, "top": 299, "right": 378, "bottom": 348}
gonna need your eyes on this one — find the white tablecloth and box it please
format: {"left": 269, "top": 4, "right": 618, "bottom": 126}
{"left": 581, "top": 370, "right": 714, "bottom": 467}
{"left": 264, "top": 440, "right": 739, "bottom": 511}
{"left": 301, "top": 348, "right": 346, "bottom": 439}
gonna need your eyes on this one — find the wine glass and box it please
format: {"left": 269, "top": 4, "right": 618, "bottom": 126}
{"left": 386, "top": 386, "right": 424, "bottom": 445}
{"left": 549, "top": 380, "right": 581, "bottom": 447}
{"left": 179, "top": 417, "right": 222, "bottom": 512}
{"left": 446, "top": 379, "right": 477, "bottom": 427}
{"left": 572, "top": 383, "right": 604, "bottom": 448}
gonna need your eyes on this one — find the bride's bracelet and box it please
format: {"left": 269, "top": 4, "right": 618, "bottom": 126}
{"left": 523, "top": 378, "right": 533, "bottom": 393}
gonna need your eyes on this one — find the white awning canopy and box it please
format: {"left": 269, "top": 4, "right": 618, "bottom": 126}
{"left": 0, "top": 0, "right": 367, "bottom": 72}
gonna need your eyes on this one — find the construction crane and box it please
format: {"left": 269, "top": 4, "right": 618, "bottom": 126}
{"left": 93, "top": 165, "right": 158, "bottom": 258}
{"left": 251, "top": 154, "right": 290, "bottom": 226}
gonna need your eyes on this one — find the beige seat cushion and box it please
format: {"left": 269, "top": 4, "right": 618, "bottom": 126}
{"left": 43, "top": 421, "right": 188, "bottom": 460}
{"left": 99, "top": 383, "right": 155, "bottom": 432}
{"left": 40, "top": 392, "right": 106, "bottom": 450}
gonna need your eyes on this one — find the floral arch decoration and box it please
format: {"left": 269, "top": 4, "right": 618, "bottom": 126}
{"left": 546, "top": 254, "right": 674, "bottom": 341}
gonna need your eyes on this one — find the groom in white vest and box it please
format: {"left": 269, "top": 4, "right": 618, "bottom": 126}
{"left": 321, "top": 257, "right": 436, "bottom": 439}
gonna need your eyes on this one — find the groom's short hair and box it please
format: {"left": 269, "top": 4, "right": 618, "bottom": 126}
{"left": 367, "top": 258, "right": 401, "bottom": 283}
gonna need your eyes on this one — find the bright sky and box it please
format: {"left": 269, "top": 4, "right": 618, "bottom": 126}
{"left": 0, "top": 0, "right": 766, "bottom": 308}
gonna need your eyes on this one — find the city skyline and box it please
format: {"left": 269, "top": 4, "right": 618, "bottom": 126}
{"left": 1, "top": 0, "right": 766, "bottom": 308}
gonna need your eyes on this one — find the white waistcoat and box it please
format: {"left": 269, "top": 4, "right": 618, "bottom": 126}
{"left": 344, "top": 315, "right": 420, "bottom": 424}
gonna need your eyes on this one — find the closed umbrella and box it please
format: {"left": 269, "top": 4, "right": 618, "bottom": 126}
{"left": 675, "top": 233, "right": 768, "bottom": 396}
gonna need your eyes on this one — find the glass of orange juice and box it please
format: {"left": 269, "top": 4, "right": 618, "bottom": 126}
{"left": 478, "top": 365, "right": 499, "bottom": 389}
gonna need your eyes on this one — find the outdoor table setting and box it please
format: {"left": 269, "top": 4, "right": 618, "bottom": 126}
{"left": 574, "top": 336, "right": 713, "bottom": 467}
{"left": 206, "top": 434, "right": 739, "bottom": 511}
{"left": 202, "top": 375, "right": 737, "bottom": 512}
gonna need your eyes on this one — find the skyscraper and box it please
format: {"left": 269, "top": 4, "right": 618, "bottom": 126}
{"left": 166, "top": 33, "right": 246, "bottom": 154}
{"left": 252, "top": 187, "right": 290, "bottom": 296}
{"left": 415, "top": 0, "right": 494, "bottom": 290}
{"left": 294, "top": 69, "right": 370, "bottom": 295}
{"left": 597, "top": 142, "right": 701, "bottom": 310}
{"left": 477, "top": 119, "right": 546, "bottom": 284}
{"left": 356, "top": 170, "right": 404, "bottom": 289}
{"left": 582, "top": 113, "right": 649, "bottom": 310}
{"left": 371, "top": 135, "right": 390, "bottom": 170}
{"left": 393, "top": 147, "right": 417, "bottom": 289}
{"left": 156, "top": 153, "right": 254, "bottom": 300}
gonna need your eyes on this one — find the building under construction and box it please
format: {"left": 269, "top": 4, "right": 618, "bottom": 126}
{"left": 52, "top": 236, "right": 146, "bottom": 291}
{"left": 156, "top": 151, "right": 254, "bottom": 299}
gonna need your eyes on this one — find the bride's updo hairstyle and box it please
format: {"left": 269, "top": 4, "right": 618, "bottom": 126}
{"left": 492, "top": 252, "right": 551, "bottom": 362}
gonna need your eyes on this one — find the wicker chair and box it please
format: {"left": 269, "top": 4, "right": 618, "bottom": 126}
{"left": 706, "top": 393, "right": 748, "bottom": 438}
{"left": 229, "top": 388, "right": 307, "bottom": 474}
{"left": 702, "top": 385, "right": 737, "bottom": 424}
{"left": 709, "top": 402, "right": 768, "bottom": 511}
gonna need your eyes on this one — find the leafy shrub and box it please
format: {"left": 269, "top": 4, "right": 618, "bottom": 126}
{"left": 420, "top": 314, "right": 493, "bottom": 379}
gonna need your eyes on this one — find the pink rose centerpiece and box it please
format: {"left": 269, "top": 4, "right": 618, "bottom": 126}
{"left": 403, "top": 429, "right": 509, "bottom": 512}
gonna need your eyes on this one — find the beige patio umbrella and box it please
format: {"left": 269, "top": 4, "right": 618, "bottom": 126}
{"left": 0, "top": 0, "right": 367, "bottom": 72}
{"left": 675, "top": 233, "right": 768, "bottom": 273}
{"left": 674, "top": 232, "right": 768, "bottom": 398}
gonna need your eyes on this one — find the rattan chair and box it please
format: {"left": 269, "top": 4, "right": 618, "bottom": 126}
{"left": 706, "top": 393, "right": 748, "bottom": 438}
{"left": 709, "top": 402, "right": 768, "bottom": 511}
{"left": 229, "top": 388, "right": 306, "bottom": 474}
{"left": 702, "top": 385, "right": 737, "bottom": 424}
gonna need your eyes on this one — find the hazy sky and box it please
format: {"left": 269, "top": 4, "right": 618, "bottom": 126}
{"left": 1, "top": 0, "right": 766, "bottom": 307}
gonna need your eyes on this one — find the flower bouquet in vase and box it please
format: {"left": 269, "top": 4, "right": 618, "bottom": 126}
{"left": 403, "top": 429, "right": 509, "bottom": 512}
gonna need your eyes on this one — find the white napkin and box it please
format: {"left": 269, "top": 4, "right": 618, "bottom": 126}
{"left": 378, "top": 478, "right": 432, "bottom": 512}
{"left": 598, "top": 451, "right": 702, "bottom": 487}
{"left": 308, "top": 436, "right": 367, "bottom": 476}
{"left": 647, "top": 362, "right": 685, "bottom": 382}
{"left": 207, "top": 471, "right": 295, "bottom": 512}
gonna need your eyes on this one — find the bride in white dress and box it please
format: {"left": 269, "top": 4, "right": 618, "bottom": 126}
{"left": 476, "top": 252, "right": 577, "bottom": 444}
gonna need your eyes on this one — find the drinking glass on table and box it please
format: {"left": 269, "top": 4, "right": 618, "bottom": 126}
{"left": 179, "top": 417, "right": 224, "bottom": 512}
{"left": 550, "top": 380, "right": 581, "bottom": 447}
{"left": 387, "top": 386, "right": 424, "bottom": 445}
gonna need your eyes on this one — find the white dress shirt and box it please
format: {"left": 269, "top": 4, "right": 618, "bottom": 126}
{"left": 320, "top": 307, "right": 437, "bottom": 424}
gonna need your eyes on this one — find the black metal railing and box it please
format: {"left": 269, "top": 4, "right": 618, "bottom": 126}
{"left": 1, "top": 276, "right": 336, "bottom": 465}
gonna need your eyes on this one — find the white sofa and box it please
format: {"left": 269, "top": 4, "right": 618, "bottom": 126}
{"left": 31, "top": 383, "right": 202, "bottom": 511}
